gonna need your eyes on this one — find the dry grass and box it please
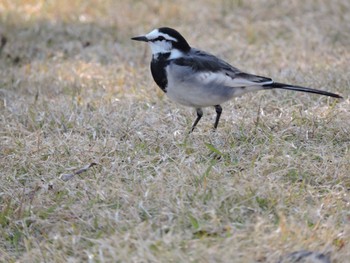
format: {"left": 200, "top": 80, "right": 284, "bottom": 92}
{"left": 1, "top": 0, "right": 350, "bottom": 262}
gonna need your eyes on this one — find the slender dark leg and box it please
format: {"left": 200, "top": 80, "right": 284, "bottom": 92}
{"left": 213, "top": 105, "right": 222, "bottom": 130}
{"left": 190, "top": 108, "right": 203, "bottom": 132}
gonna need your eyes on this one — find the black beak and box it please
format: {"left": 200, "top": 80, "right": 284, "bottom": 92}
{"left": 131, "top": 35, "right": 148, "bottom": 42}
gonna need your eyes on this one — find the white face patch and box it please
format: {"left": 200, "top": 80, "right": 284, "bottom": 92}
{"left": 148, "top": 40, "right": 172, "bottom": 55}
{"left": 146, "top": 29, "right": 178, "bottom": 42}
{"left": 145, "top": 29, "right": 179, "bottom": 55}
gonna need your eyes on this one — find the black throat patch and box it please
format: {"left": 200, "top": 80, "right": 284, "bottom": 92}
{"left": 150, "top": 53, "right": 170, "bottom": 93}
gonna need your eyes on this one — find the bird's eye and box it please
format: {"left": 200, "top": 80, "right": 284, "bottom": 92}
{"left": 154, "top": 36, "right": 166, "bottom": 41}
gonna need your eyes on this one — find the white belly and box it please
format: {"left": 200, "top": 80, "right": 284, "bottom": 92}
{"left": 165, "top": 65, "right": 236, "bottom": 108}
{"left": 166, "top": 81, "right": 232, "bottom": 107}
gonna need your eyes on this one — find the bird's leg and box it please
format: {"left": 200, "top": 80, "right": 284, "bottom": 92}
{"left": 213, "top": 105, "right": 222, "bottom": 130}
{"left": 190, "top": 108, "right": 203, "bottom": 132}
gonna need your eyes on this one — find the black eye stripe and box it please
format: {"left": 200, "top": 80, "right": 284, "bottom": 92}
{"left": 152, "top": 36, "right": 166, "bottom": 42}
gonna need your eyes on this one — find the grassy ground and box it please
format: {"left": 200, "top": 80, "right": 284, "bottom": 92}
{"left": 1, "top": 0, "right": 350, "bottom": 262}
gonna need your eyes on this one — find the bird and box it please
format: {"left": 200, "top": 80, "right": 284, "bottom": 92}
{"left": 131, "top": 27, "right": 343, "bottom": 132}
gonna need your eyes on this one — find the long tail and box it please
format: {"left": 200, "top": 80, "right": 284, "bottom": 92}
{"left": 263, "top": 82, "right": 343, "bottom": 99}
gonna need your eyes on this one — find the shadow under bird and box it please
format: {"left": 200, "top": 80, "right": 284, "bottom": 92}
{"left": 132, "top": 27, "right": 343, "bottom": 132}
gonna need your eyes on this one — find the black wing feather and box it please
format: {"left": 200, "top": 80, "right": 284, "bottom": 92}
{"left": 173, "top": 49, "right": 273, "bottom": 85}
{"left": 172, "top": 48, "right": 343, "bottom": 98}
{"left": 173, "top": 49, "right": 239, "bottom": 73}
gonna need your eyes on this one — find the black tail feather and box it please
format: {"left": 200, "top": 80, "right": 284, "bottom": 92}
{"left": 263, "top": 82, "right": 343, "bottom": 99}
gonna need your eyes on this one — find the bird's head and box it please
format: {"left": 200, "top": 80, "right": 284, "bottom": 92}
{"left": 131, "top": 27, "right": 191, "bottom": 58}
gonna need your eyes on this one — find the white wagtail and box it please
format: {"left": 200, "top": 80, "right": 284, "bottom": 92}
{"left": 132, "top": 27, "right": 343, "bottom": 132}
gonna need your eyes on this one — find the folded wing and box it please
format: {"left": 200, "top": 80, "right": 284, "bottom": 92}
{"left": 173, "top": 49, "right": 273, "bottom": 88}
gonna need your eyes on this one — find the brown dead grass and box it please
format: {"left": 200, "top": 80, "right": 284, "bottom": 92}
{"left": 1, "top": 0, "right": 350, "bottom": 262}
